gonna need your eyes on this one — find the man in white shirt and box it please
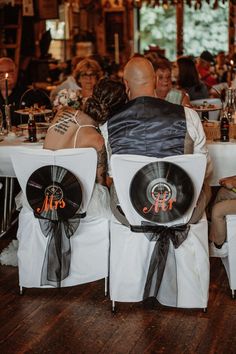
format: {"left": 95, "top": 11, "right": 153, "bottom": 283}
{"left": 108, "top": 57, "right": 213, "bottom": 224}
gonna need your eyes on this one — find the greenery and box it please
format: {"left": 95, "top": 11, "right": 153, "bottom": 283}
{"left": 140, "top": 1, "right": 228, "bottom": 60}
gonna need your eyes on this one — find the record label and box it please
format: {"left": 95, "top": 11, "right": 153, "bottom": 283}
{"left": 129, "top": 161, "right": 194, "bottom": 223}
{"left": 26, "top": 165, "right": 82, "bottom": 220}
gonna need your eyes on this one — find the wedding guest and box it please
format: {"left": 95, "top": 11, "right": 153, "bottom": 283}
{"left": 177, "top": 56, "right": 209, "bottom": 101}
{"left": 108, "top": 57, "right": 212, "bottom": 224}
{"left": 154, "top": 59, "right": 190, "bottom": 105}
{"left": 209, "top": 175, "right": 236, "bottom": 257}
{"left": 0, "top": 57, "right": 27, "bottom": 127}
{"left": 196, "top": 50, "right": 218, "bottom": 88}
{"left": 52, "top": 58, "right": 103, "bottom": 111}
{"left": 44, "top": 78, "right": 127, "bottom": 186}
{"left": 50, "top": 56, "right": 82, "bottom": 102}
{"left": 215, "top": 51, "right": 228, "bottom": 83}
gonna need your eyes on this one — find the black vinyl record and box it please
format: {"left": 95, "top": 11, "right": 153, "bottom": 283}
{"left": 26, "top": 165, "right": 82, "bottom": 221}
{"left": 130, "top": 161, "right": 194, "bottom": 223}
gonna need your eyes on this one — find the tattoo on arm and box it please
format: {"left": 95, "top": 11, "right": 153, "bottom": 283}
{"left": 96, "top": 144, "right": 107, "bottom": 185}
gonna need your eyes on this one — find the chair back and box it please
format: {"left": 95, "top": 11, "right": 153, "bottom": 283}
{"left": 11, "top": 147, "right": 97, "bottom": 213}
{"left": 111, "top": 153, "right": 206, "bottom": 227}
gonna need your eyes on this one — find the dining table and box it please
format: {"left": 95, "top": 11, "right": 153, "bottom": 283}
{"left": 0, "top": 134, "right": 43, "bottom": 237}
{"left": 0, "top": 134, "right": 235, "bottom": 237}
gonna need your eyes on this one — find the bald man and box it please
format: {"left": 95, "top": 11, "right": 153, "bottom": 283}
{"left": 0, "top": 57, "right": 27, "bottom": 127}
{"left": 108, "top": 56, "right": 212, "bottom": 224}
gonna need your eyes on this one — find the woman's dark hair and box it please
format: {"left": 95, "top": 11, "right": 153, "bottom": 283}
{"left": 84, "top": 78, "right": 127, "bottom": 124}
{"left": 177, "top": 56, "right": 200, "bottom": 88}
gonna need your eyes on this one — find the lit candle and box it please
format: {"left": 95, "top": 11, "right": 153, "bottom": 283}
{"left": 114, "top": 33, "right": 120, "bottom": 65}
{"left": 5, "top": 72, "right": 8, "bottom": 105}
{"left": 230, "top": 60, "right": 234, "bottom": 84}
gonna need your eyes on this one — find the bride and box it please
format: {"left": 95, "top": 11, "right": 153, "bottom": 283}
{"left": 44, "top": 78, "right": 127, "bottom": 217}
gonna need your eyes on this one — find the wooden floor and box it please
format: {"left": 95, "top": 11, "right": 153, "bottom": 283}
{"left": 0, "top": 230, "right": 236, "bottom": 354}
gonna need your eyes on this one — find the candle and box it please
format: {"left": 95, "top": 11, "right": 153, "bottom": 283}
{"left": 114, "top": 33, "right": 120, "bottom": 65}
{"left": 5, "top": 72, "right": 8, "bottom": 105}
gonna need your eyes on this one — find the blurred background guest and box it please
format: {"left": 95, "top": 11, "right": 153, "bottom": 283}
{"left": 0, "top": 57, "right": 27, "bottom": 127}
{"left": 176, "top": 56, "right": 209, "bottom": 101}
{"left": 196, "top": 50, "right": 218, "bottom": 88}
{"left": 215, "top": 51, "right": 228, "bottom": 83}
{"left": 50, "top": 56, "right": 82, "bottom": 102}
{"left": 52, "top": 58, "right": 103, "bottom": 111}
{"left": 154, "top": 58, "right": 190, "bottom": 105}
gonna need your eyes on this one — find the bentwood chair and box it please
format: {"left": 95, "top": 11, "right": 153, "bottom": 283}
{"left": 11, "top": 148, "right": 110, "bottom": 293}
{"left": 109, "top": 154, "right": 209, "bottom": 311}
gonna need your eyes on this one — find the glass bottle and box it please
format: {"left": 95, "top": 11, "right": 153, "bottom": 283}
{"left": 220, "top": 113, "right": 229, "bottom": 142}
{"left": 224, "top": 88, "right": 236, "bottom": 123}
{"left": 28, "top": 114, "right": 37, "bottom": 142}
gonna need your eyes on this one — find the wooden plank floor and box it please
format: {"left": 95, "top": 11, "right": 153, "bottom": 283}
{"left": 0, "top": 231, "right": 236, "bottom": 354}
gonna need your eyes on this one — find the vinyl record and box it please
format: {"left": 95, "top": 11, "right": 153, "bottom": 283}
{"left": 26, "top": 165, "right": 82, "bottom": 221}
{"left": 130, "top": 161, "right": 194, "bottom": 223}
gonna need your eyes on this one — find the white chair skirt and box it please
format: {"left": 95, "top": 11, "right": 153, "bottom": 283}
{"left": 109, "top": 214, "right": 209, "bottom": 308}
{"left": 221, "top": 215, "right": 236, "bottom": 295}
{"left": 17, "top": 207, "right": 109, "bottom": 288}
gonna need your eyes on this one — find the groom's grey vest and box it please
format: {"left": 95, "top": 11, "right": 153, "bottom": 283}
{"left": 108, "top": 96, "right": 193, "bottom": 157}
{"left": 108, "top": 96, "right": 196, "bottom": 226}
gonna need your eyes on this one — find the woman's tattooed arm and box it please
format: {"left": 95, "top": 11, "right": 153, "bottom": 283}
{"left": 96, "top": 143, "right": 107, "bottom": 185}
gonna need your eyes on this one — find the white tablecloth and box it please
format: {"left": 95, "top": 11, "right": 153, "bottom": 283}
{"left": 207, "top": 140, "right": 236, "bottom": 186}
{"left": 0, "top": 136, "right": 43, "bottom": 177}
{"left": 0, "top": 136, "right": 234, "bottom": 185}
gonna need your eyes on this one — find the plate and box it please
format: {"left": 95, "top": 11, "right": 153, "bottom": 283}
{"left": 191, "top": 104, "right": 222, "bottom": 112}
{"left": 15, "top": 108, "right": 52, "bottom": 116}
{"left": 18, "top": 123, "right": 50, "bottom": 129}
{"left": 21, "top": 139, "right": 43, "bottom": 145}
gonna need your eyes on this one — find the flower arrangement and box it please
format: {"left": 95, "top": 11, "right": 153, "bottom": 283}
{"left": 53, "top": 89, "right": 83, "bottom": 111}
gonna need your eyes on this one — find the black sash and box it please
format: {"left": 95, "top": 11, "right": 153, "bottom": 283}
{"left": 35, "top": 212, "right": 86, "bottom": 287}
{"left": 130, "top": 221, "right": 190, "bottom": 301}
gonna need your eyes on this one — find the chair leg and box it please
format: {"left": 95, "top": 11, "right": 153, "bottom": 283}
{"left": 19, "top": 286, "right": 24, "bottom": 295}
{"left": 104, "top": 277, "right": 108, "bottom": 297}
{"left": 112, "top": 300, "right": 116, "bottom": 313}
{"left": 232, "top": 290, "right": 235, "bottom": 299}
{"left": 203, "top": 307, "right": 207, "bottom": 313}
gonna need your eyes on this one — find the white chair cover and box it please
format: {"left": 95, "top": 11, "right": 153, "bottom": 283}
{"left": 109, "top": 154, "right": 209, "bottom": 308}
{"left": 11, "top": 148, "right": 110, "bottom": 288}
{"left": 221, "top": 215, "right": 236, "bottom": 297}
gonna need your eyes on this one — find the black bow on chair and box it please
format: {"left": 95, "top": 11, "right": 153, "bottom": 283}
{"left": 36, "top": 214, "right": 85, "bottom": 287}
{"left": 131, "top": 221, "right": 190, "bottom": 302}
{"left": 26, "top": 164, "right": 84, "bottom": 287}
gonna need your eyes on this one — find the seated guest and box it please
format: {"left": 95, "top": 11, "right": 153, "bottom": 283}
{"left": 44, "top": 78, "right": 127, "bottom": 186}
{"left": 52, "top": 58, "right": 103, "bottom": 112}
{"left": 196, "top": 50, "right": 218, "bottom": 88}
{"left": 209, "top": 175, "right": 236, "bottom": 257}
{"left": 215, "top": 51, "right": 228, "bottom": 83}
{"left": 50, "top": 56, "right": 83, "bottom": 102}
{"left": 0, "top": 57, "right": 27, "bottom": 127}
{"left": 108, "top": 57, "right": 213, "bottom": 224}
{"left": 176, "top": 56, "right": 209, "bottom": 101}
{"left": 154, "top": 58, "right": 190, "bottom": 105}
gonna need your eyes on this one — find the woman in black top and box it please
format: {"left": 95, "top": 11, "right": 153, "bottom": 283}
{"left": 176, "top": 56, "right": 209, "bottom": 101}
